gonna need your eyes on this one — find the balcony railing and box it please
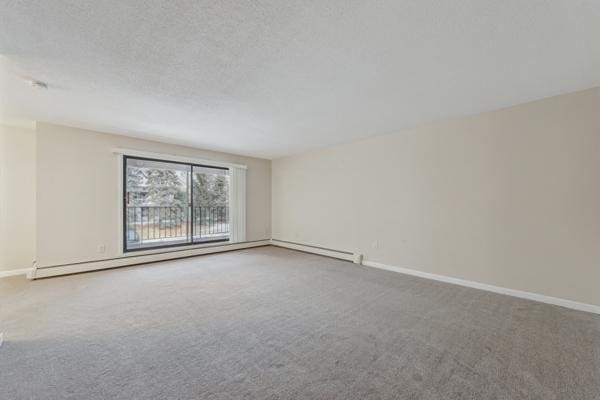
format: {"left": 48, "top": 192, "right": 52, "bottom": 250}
{"left": 126, "top": 206, "right": 229, "bottom": 248}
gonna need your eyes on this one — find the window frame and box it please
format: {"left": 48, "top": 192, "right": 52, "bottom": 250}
{"left": 122, "top": 155, "right": 230, "bottom": 253}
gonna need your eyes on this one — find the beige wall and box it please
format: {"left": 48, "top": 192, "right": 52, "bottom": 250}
{"left": 36, "top": 123, "right": 271, "bottom": 267}
{"left": 272, "top": 87, "right": 600, "bottom": 306}
{"left": 0, "top": 124, "right": 36, "bottom": 271}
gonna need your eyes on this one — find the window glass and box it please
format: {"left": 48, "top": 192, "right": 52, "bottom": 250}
{"left": 124, "top": 156, "right": 229, "bottom": 252}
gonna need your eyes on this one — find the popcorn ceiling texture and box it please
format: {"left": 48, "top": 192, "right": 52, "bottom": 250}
{"left": 1, "top": 1, "right": 600, "bottom": 158}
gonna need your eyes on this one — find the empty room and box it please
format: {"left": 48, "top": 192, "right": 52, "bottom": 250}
{"left": 1, "top": 2, "right": 599, "bottom": 399}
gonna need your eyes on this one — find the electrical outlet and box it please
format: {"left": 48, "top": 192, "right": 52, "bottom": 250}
{"left": 97, "top": 245, "right": 106, "bottom": 254}
{"left": 371, "top": 241, "right": 379, "bottom": 249}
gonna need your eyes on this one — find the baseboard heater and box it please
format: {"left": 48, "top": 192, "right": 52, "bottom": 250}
{"left": 31, "top": 240, "right": 271, "bottom": 279}
{"left": 20, "top": 238, "right": 600, "bottom": 314}
{"left": 270, "top": 239, "right": 362, "bottom": 263}
{"left": 270, "top": 239, "right": 599, "bottom": 315}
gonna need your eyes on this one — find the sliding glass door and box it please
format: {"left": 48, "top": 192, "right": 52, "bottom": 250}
{"left": 192, "top": 165, "right": 229, "bottom": 242}
{"left": 123, "top": 156, "right": 230, "bottom": 252}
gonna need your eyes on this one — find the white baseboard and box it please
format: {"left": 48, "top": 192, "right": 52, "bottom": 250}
{"left": 270, "top": 239, "right": 357, "bottom": 262}
{"left": 267, "top": 239, "right": 599, "bottom": 314}
{"left": 0, "top": 268, "right": 33, "bottom": 279}
{"left": 362, "top": 259, "right": 600, "bottom": 315}
{"left": 32, "top": 240, "right": 271, "bottom": 279}
{"left": 10, "top": 238, "right": 600, "bottom": 315}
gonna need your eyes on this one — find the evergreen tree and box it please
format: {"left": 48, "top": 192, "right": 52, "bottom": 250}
{"left": 211, "top": 174, "right": 229, "bottom": 206}
{"left": 193, "top": 172, "right": 229, "bottom": 207}
{"left": 126, "top": 167, "right": 145, "bottom": 189}
{"left": 126, "top": 167, "right": 146, "bottom": 206}
{"left": 192, "top": 173, "right": 212, "bottom": 206}
{"left": 144, "top": 168, "right": 186, "bottom": 208}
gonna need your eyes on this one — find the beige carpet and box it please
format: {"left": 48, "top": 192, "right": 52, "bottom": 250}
{"left": 1, "top": 246, "right": 599, "bottom": 399}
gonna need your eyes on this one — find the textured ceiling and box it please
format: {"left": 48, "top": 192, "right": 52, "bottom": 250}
{"left": 1, "top": 1, "right": 600, "bottom": 158}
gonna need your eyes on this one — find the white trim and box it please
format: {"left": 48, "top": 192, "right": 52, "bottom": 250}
{"left": 112, "top": 148, "right": 247, "bottom": 170}
{"left": 0, "top": 268, "right": 33, "bottom": 278}
{"left": 270, "top": 239, "right": 357, "bottom": 262}
{"left": 267, "top": 240, "right": 600, "bottom": 315}
{"left": 32, "top": 240, "right": 270, "bottom": 279}
{"left": 362, "top": 259, "right": 600, "bottom": 315}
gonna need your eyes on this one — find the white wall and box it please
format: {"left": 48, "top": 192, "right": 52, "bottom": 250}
{"left": 272, "top": 87, "right": 600, "bottom": 307}
{"left": 36, "top": 123, "right": 271, "bottom": 267}
{"left": 0, "top": 124, "right": 36, "bottom": 271}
